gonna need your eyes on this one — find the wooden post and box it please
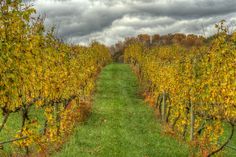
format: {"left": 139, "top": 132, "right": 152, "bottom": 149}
{"left": 190, "top": 101, "right": 195, "bottom": 141}
{"left": 162, "top": 91, "right": 166, "bottom": 123}
{"left": 55, "top": 103, "right": 61, "bottom": 135}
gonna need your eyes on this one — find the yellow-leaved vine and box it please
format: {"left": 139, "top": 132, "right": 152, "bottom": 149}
{"left": 0, "top": 0, "right": 111, "bottom": 155}
{"left": 124, "top": 20, "right": 236, "bottom": 156}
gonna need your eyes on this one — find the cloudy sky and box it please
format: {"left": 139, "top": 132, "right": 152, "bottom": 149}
{"left": 27, "top": 0, "right": 236, "bottom": 45}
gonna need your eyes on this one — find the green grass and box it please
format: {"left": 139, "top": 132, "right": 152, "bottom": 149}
{"left": 54, "top": 63, "right": 189, "bottom": 157}
{"left": 221, "top": 123, "right": 236, "bottom": 156}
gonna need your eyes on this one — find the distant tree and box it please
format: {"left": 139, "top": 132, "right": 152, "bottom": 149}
{"left": 160, "top": 34, "right": 173, "bottom": 45}
{"left": 171, "top": 33, "right": 186, "bottom": 44}
{"left": 137, "top": 34, "right": 150, "bottom": 44}
{"left": 152, "top": 34, "right": 160, "bottom": 45}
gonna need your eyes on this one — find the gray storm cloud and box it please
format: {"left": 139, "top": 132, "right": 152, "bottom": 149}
{"left": 29, "top": 0, "right": 236, "bottom": 45}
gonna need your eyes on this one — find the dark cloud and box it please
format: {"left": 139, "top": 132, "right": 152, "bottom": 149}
{"left": 31, "top": 0, "right": 236, "bottom": 45}
{"left": 134, "top": 0, "right": 236, "bottom": 19}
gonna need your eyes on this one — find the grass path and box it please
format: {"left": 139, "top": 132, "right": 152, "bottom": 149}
{"left": 55, "top": 63, "right": 189, "bottom": 157}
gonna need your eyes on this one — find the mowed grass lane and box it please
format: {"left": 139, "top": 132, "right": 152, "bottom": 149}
{"left": 54, "top": 63, "right": 189, "bottom": 157}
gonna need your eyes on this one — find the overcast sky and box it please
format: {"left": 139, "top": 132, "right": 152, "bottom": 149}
{"left": 27, "top": 0, "right": 236, "bottom": 45}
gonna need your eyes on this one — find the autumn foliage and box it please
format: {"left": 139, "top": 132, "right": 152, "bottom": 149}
{"left": 0, "top": 0, "right": 111, "bottom": 155}
{"left": 124, "top": 21, "right": 236, "bottom": 156}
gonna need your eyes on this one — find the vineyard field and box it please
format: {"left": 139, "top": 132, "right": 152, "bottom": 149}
{"left": 124, "top": 23, "right": 236, "bottom": 156}
{"left": 54, "top": 64, "right": 189, "bottom": 157}
{"left": 1, "top": 0, "right": 236, "bottom": 157}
